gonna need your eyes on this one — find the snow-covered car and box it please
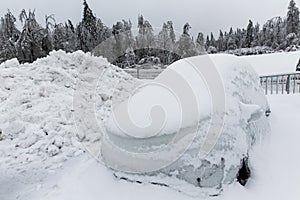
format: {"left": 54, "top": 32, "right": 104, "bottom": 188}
{"left": 102, "top": 54, "right": 271, "bottom": 195}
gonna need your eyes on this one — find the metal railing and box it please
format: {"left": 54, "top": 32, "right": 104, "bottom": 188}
{"left": 124, "top": 68, "right": 300, "bottom": 95}
{"left": 260, "top": 72, "right": 300, "bottom": 95}
{"left": 124, "top": 68, "right": 164, "bottom": 79}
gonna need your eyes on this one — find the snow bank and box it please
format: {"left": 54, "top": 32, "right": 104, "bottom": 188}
{"left": 102, "top": 54, "right": 271, "bottom": 195}
{"left": 0, "top": 50, "right": 138, "bottom": 171}
{"left": 242, "top": 51, "right": 300, "bottom": 76}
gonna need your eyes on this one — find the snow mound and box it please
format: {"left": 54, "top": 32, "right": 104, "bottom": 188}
{"left": 0, "top": 50, "right": 138, "bottom": 170}
{"left": 243, "top": 51, "right": 300, "bottom": 76}
{"left": 102, "top": 54, "right": 271, "bottom": 195}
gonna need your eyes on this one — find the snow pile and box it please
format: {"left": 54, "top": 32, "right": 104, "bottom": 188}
{"left": 242, "top": 51, "right": 300, "bottom": 76}
{"left": 0, "top": 50, "right": 138, "bottom": 170}
{"left": 102, "top": 54, "right": 271, "bottom": 195}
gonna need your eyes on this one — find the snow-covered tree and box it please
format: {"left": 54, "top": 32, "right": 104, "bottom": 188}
{"left": 183, "top": 23, "right": 191, "bottom": 36}
{"left": 122, "top": 19, "right": 135, "bottom": 48}
{"left": 246, "top": 20, "right": 254, "bottom": 48}
{"left": 155, "top": 21, "right": 178, "bottom": 64}
{"left": 95, "top": 18, "right": 111, "bottom": 46}
{"left": 64, "top": 20, "right": 77, "bottom": 52}
{"left": 210, "top": 32, "right": 216, "bottom": 48}
{"left": 0, "top": 10, "right": 19, "bottom": 42}
{"left": 167, "top": 21, "right": 176, "bottom": 45}
{"left": 205, "top": 35, "right": 210, "bottom": 50}
{"left": 260, "top": 17, "right": 285, "bottom": 49}
{"left": 156, "top": 23, "right": 172, "bottom": 63}
{"left": 175, "top": 23, "right": 197, "bottom": 58}
{"left": 2, "top": 0, "right": 300, "bottom": 63}
{"left": 156, "top": 23, "right": 172, "bottom": 50}
{"left": 272, "top": 17, "right": 285, "bottom": 49}
{"left": 217, "top": 30, "right": 225, "bottom": 52}
{"left": 240, "top": 28, "right": 248, "bottom": 48}
{"left": 42, "top": 15, "right": 55, "bottom": 54}
{"left": 136, "top": 15, "right": 155, "bottom": 50}
{"left": 234, "top": 28, "right": 243, "bottom": 48}
{"left": 227, "top": 37, "right": 237, "bottom": 50}
{"left": 227, "top": 28, "right": 237, "bottom": 50}
{"left": 286, "top": 0, "right": 300, "bottom": 35}
{"left": 112, "top": 21, "right": 125, "bottom": 57}
{"left": 16, "top": 10, "right": 45, "bottom": 63}
{"left": 78, "top": 0, "right": 98, "bottom": 52}
{"left": 0, "top": 10, "right": 20, "bottom": 62}
{"left": 196, "top": 32, "right": 205, "bottom": 47}
{"left": 286, "top": 32, "right": 300, "bottom": 48}
{"left": 205, "top": 32, "right": 217, "bottom": 53}
{"left": 252, "top": 23, "right": 261, "bottom": 47}
{"left": 136, "top": 15, "right": 155, "bottom": 60}
{"left": 53, "top": 23, "right": 66, "bottom": 50}
{"left": 196, "top": 32, "right": 206, "bottom": 54}
{"left": 112, "top": 20, "right": 135, "bottom": 59}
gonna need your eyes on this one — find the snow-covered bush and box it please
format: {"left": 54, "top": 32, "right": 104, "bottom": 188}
{"left": 207, "top": 46, "right": 218, "bottom": 54}
{"left": 285, "top": 44, "right": 300, "bottom": 52}
{"left": 225, "top": 46, "right": 275, "bottom": 56}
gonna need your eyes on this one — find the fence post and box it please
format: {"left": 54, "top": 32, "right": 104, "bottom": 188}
{"left": 276, "top": 76, "right": 279, "bottom": 94}
{"left": 271, "top": 77, "right": 273, "bottom": 95}
{"left": 286, "top": 74, "right": 291, "bottom": 94}
{"left": 282, "top": 75, "right": 284, "bottom": 94}
{"left": 265, "top": 77, "right": 268, "bottom": 95}
{"left": 260, "top": 77, "right": 263, "bottom": 86}
{"left": 293, "top": 74, "right": 296, "bottom": 94}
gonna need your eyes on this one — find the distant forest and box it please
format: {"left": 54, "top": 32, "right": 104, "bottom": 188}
{"left": 0, "top": 0, "right": 300, "bottom": 67}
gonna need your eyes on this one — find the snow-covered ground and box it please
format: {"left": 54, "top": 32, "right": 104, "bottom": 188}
{"left": 2, "top": 94, "right": 298, "bottom": 200}
{"left": 216, "top": 94, "right": 300, "bottom": 200}
{"left": 0, "top": 51, "right": 300, "bottom": 200}
{"left": 242, "top": 51, "right": 300, "bottom": 76}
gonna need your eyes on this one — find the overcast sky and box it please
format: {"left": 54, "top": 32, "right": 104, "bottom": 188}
{"left": 0, "top": 0, "right": 297, "bottom": 37}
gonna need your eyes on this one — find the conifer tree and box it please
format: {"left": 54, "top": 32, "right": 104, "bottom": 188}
{"left": 16, "top": 10, "right": 45, "bottom": 63}
{"left": 78, "top": 0, "right": 98, "bottom": 52}
{"left": 175, "top": 23, "right": 197, "bottom": 58}
{"left": 287, "top": 0, "right": 300, "bottom": 35}
{"left": 136, "top": 15, "right": 154, "bottom": 58}
{"left": 0, "top": 10, "right": 20, "bottom": 62}
{"left": 246, "top": 20, "right": 254, "bottom": 48}
{"left": 217, "top": 30, "right": 224, "bottom": 51}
